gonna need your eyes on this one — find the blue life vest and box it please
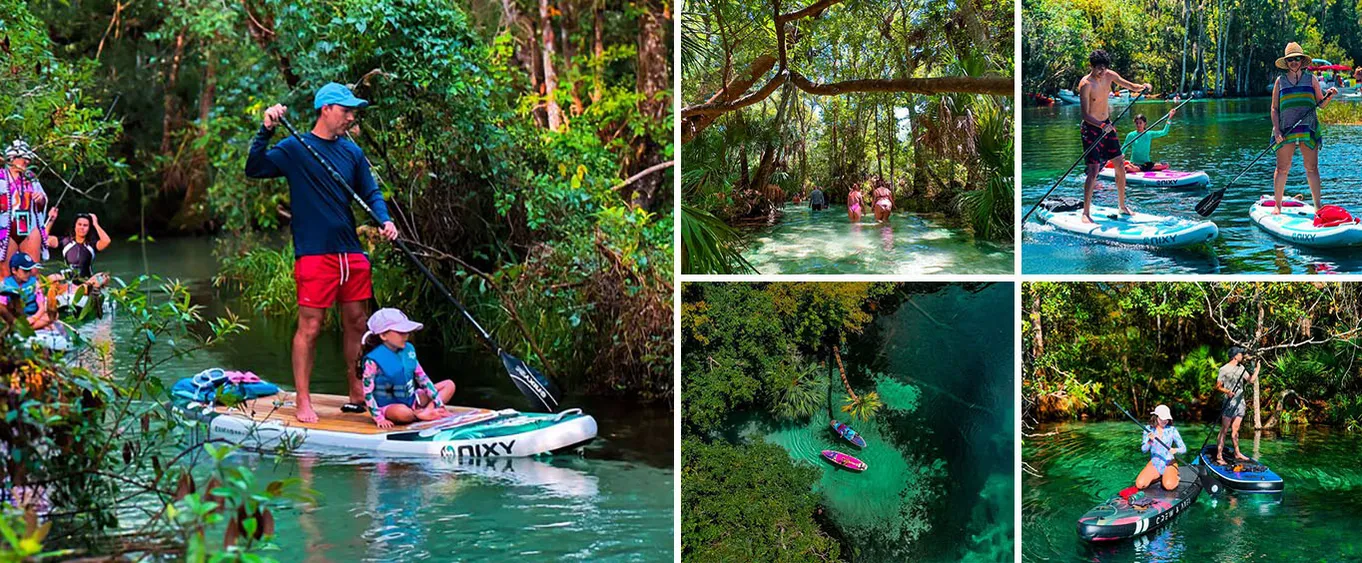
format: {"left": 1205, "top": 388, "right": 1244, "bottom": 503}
{"left": 365, "top": 342, "right": 419, "bottom": 408}
{"left": 0, "top": 275, "right": 39, "bottom": 315}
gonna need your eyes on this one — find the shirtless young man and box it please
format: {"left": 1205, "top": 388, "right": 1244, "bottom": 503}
{"left": 1077, "top": 50, "right": 1151, "bottom": 223}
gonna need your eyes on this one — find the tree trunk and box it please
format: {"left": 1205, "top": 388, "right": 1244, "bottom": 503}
{"left": 160, "top": 28, "right": 186, "bottom": 156}
{"left": 624, "top": 0, "right": 670, "bottom": 211}
{"left": 832, "top": 345, "right": 858, "bottom": 402}
{"left": 539, "top": 0, "right": 565, "bottom": 131}
{"left": 591, "top": 0, "right": 604, "bottom": 104}
{"left": 241, "top": 0, "right": 299, "bottom": 88}
{"left": 1031, "top": 291, "right": 1044, "bottom": 358}
{"left": 1253, "top": 299, "right": 1264, "bottom": 428}
{"left": 1180, "top": 0, "right": 1190, "bottom": 93}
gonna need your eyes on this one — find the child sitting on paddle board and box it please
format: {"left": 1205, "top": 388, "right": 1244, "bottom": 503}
{"left": 358, "top": 308, "right": 457, "bottom": 428}
{"left": 1124, "top": 109, "right": 1176, "bottom": 172}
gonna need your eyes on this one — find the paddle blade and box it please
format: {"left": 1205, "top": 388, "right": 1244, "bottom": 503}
{"left": 501, "top": 351, "right": 562, "bottom": 412}
{"left": 1195, "top": 188, "right": 1225, "bottom": 217}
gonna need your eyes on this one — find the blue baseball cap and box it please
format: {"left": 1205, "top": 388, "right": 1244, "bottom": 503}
{"left": 8, "top": 253, "right": 40, "bottom": 271}
{"left": 313, "top": 83, "right": 369, "bottom": 110}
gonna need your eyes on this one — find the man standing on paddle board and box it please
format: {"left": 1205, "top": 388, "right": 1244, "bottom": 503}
{"left": 1214, "top": 347, "right": 1259, "bottom": 465}
{"left": 1077, "top": 50, "right": 1151, "bottom": 223}
{"left": 246, "top": 83, "right": 400, "bottom": 423}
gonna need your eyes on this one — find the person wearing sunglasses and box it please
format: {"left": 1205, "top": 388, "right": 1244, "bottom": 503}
{"left": 1269, "top": 43, "right": 1337, "bottom": 214}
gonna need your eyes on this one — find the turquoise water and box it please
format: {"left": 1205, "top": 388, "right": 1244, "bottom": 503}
{"left": 1023, "top": 421, "right": 1362, "bottom": 562}
{"left": 76, "top": 238, "right": 674, "bottom": 561}
{"left": 741, "top": 284, "right": 1015, "bottom": 561}
{"left": 1023, "top": 98, "right": 1362, "bottom": 273}
{"left": 739, "top": 204, "right": 1014, "bottom": 274}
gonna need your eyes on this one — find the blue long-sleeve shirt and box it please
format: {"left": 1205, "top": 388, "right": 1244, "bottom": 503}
{"left": 1142, "top": 425, "right": 1186, "bottom": 473}
{"left": 245, "top": 126, "right": 391, "bottom": 257}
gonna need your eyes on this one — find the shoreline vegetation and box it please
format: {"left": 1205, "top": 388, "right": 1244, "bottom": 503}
{"left": 679, "top": 0, "right": 1015, "bottom": 274}
{"left": 1023, "top": 0, "right": 1362, "bottom": 97}
{"left": 11, "top": 0, "right": 674, "bottom": 404}
{"left": 1023, "top": 282, "right": 1362, "bottom": 432}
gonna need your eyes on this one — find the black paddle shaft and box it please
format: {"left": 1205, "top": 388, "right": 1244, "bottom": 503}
{"left": 1196, "top": 92, "right": 1334, "bottom": 217}
{"left": 1020, "top": 89, "right": 1148, "bottom": 224}
{"left": 275, "top": 116, "right": 560, "bottom": 411}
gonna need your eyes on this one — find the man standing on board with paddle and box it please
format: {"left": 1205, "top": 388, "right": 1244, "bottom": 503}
{"left": 1214, "top": 347, "right": 1259, "bottom": 465}
{"left": 246, "top": 83, "right": 400, "bottom": 423}
{"left": 1077, "top": 50, "right": 1151, "bottom": 224}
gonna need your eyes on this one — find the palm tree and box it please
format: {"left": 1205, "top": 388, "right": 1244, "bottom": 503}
{"left": 841, "top": 392, "right": 884, "bottom": 422}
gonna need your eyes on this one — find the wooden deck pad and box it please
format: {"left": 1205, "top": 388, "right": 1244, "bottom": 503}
{"left": 214, "top": 393, "right": 495, "bottom": 435}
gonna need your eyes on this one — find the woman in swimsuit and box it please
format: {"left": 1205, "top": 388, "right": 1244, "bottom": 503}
{"left": 847, "top": 183, "right": 864, "bottom": 222}
{"left": 871, "top": 178, "right": 893, "bottom": 222}
{"left": 1134, "top": 404, "right": 1186, "bottom": 492}
{"left": 0, "top": 140, "right": 48, "bottom": 278}
{"left": 1270, "top": 42, "right": 1336, "bottom": 213}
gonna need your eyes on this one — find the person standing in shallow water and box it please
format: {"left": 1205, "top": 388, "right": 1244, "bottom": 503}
{"left": 245, "top": 83, "right": 400, "bottom": 423}
{"left": 809, "top": 185, "right": 826, "bottom": 211}
{"left": 847, "top": 183, "right": 864, "bottom": 222}
{"left": 1270, "top": 42, "right": 1336, "bottom": 213}
{"left": 871, "top": 178, "right": 893, "bottom": 222}
{"left": 1077, "top": 49, "right": 1150, "bottom": 223}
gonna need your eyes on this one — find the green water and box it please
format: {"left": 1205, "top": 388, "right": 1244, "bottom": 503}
{"left": 1023, "top": 421, "right": 1362, "bottom": 562}
{"left": 738, "top": 204, "right": 1014, "bottom": 275}
{"left": 77, "top": 238, "right": 675, "bottom": 561}
{"left": 739, "top": 284, "right": 1015, "bottom": 562}
{"left": 1023, "top": 98, "right": 1362, "bottom": 274}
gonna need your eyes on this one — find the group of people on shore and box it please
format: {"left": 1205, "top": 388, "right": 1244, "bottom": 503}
{"left": 801, "top": 177, "right": 896, "bottom": 223}
{"left": 1073, "top": 43, "right": 1337, "bottom": 223}
{"left": 0, "top": 139, "right": 111, "bottom": 332}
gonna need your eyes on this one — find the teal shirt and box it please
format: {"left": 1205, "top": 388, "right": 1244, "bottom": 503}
{"left": 1124, "top": 122, "right": 1172, "bottom": 164}
{"left": 0, "top": 275, "right": 39, "bottom": 315}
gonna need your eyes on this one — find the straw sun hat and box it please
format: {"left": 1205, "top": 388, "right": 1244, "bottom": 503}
{"left": 1275, "top": 42, "right": 1312, "bottom": 70}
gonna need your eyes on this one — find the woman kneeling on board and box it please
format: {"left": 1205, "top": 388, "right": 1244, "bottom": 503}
{"left": 359, "top": 308, "right": 457, "bottom": 428}
{"left": 1133, "top": 404, "right": 1186, "bottom": 492}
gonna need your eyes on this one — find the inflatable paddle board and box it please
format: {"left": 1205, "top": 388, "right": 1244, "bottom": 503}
{"left": 1196, "top": 444, "right": 1284, "bottom": 493}
{"left": 1096, "top": 167, "right": 1210, "bottom": 188}
{"left": 203, "top": 393, "right": 597, "bottom": 457}
{"left": 821, "top": 450, "right": 867, "bottom": 471}
{"left": 1037, "top": 202, "right": 1219, "bottom": 248}
{"left": 1250, "top": 196, "right": 1362, "bottom": 248}
{"left": 829, "top": 419, "right": 866, "bottom": 448}
{"left": 1077, "top": 465, "right": 1202, "bottom": 542}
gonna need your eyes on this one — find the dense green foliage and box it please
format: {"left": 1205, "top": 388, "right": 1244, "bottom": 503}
{"left": 681, "top": 283, "right": 897, "bottom": 431}
{"left": 1023, "top": 0, "right": 1362, "bottom": 96}
{"left": 679, "top": 0, "right": 1015, "bottom": 273}
{"left": 0, "top": 277, "right": 309, "bottom": 559}
{"left": 22, "top": 0, "right": 673, "bottom": 401}
{"left": 680, "top": 438, "right": 841, "bottom": 562}
{"left": 1024, "top": 282, "right": 1362, "bottom": 429}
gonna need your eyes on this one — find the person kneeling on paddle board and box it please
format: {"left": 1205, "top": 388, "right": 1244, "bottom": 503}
{"left": 0, "top": 253, "right": 52, "bottom": 330}
{"left": 1125, "top": 110, "right": 1176, "bottom": 172}
{"left": 1078, "top": 49, "right": 1151, "bottom": 223}
{"left": 1215, "top": 347, "right": 1259, "bottom": 465}
{"left": 1132, "top": 405, "right": 1186, "bottom": 492}
{"left": 359, "top": 308, "right": 457, "bottom": 429}
{"left": 1270, "top": 42, "right": 1336, "bottom": 214}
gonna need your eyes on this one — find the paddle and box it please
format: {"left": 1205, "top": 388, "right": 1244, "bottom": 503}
{"left": 1195, "top": 91, "right": 1334, "bottom": 217}
{"left": 1020, "top": 89, "right": 1148, "bottom": 224}
{"left": 276, "top": 116, "right": 563, "bottom": 413}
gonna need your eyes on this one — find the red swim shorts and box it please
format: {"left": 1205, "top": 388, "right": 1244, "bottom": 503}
{"left": 294, "top": 253, "right": 373, "bottom": 309}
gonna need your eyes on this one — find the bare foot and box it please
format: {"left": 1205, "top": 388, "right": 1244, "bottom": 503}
{"left": 1119, "top": 206, "right": 1133, "bottom": 216}
{"left": 1272, "top": 208, "right": 1282, "bottom": 215}
{"left": 1080, "top": 214, "right": 1095, "bottom": 224}
{"left": 296, "top": 402, "right": 319, "bottom": 423}
{"left": 1215, "top": 457, "right": 1227, "bottom": 465}
{"left": 1234, "top": 452, "right": 1250, "bottom": 461}
{"left": 413, "top": 407, "right": 445, "bottom": 421}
